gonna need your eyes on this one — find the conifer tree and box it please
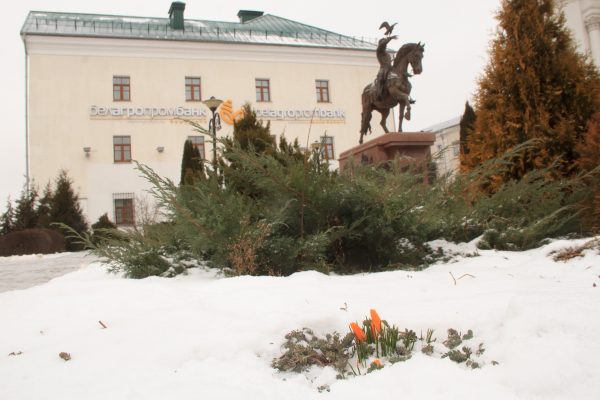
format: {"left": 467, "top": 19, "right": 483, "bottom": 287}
{"left": 13, "top": 184, "right": 38, "bottom": 231}
{"left": 180, "top": 140, "right": 203, "bottom": 185}
{"left": 49, "top": 170, "right": 88, "bottom": 250}
{"left": 0, "top": 197, "right": 15, "bottom": 235}
{"left": 275, "top": 135, "right": 305, "bottom": 165}
{"left": 459, "top": 101, "right": 476, "bottom": 169}
{"left": 35, "top": 183, "right": 53, "bottom": 228}
{"left": 278, "top": 136, "right": 303, "bottom": 156}
{"left": 231, "top": 103, "right": 275, "bottom": 153}
{"left": 576, "top": 105, "right": 600, "bottom": 228}
{"left": 223, "top": 105, "right": 287, "bottom": 198}
{"left": 576, "top": 105, "right": 600, "bottom": 172}
{"left": 464, "top": 0, "right": 600, "bottom": 179}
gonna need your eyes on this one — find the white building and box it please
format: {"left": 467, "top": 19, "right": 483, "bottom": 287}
{"left": 22, "top": 2, "right": 381, "bottom": 226}
{"left": 423, "top": 117, "right": 461, "bottom": 177}
{"left": 560, "top": 0, "right": 600, "bottom": 66}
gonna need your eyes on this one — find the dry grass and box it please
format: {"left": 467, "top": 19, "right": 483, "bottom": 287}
{"left": 551, "top": 238, "right": 600, "bottom": 262}
{"left": 227, "top": 219, "right": 270, "bottom": 275}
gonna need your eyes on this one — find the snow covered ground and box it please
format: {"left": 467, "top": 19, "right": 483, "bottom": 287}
{"left": 0, "top": 238, "right": 599, "bottom": 399}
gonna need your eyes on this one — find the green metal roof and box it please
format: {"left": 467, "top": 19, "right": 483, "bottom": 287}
{"left": 21, "top": 10, "right": 378, "bottom": 51}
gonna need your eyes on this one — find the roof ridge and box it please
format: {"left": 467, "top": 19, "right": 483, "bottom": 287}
{"left": 27, "top": 10, "right": 356, "bottom": 39}
{"left": 28, "top": 10, "right": 166, "bottom": 21}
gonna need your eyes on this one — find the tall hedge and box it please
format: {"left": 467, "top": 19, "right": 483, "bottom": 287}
{"left": 464, "top": 0, "right": 600, "bottom": 182}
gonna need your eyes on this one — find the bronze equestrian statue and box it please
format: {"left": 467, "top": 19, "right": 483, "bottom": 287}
{"left": 360, "top": 35, "right": 425, "bottom": 144}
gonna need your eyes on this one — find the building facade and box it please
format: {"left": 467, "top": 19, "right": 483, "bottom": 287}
{"left": 22, "top": 3, "right": 380, "bottom": 225}
{"left": 424, "top": 117, "right": 461, "bottom": 177}
{"left": 560, "top": 0, "right": 600, "bottom": 66}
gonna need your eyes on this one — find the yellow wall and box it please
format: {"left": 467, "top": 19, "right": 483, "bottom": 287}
{"left": 26, "top": 37, "right": 380, "bottom": 223}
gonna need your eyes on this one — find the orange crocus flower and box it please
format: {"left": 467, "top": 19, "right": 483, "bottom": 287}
{"left": 370, "top": 309, "right": 382, "bottom": 335}
{"left": 372, "top": 359, "right": 382, "bottom": 367}
{"left": 350, "top": 322, "right": 366, "bottom": 342}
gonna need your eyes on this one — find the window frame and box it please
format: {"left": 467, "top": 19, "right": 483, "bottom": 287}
{"left": 185, "top": 77, "right": 202, "bottom": 102}
{"left": 113, "top": 196, "right": 135, "bottom": 226}
{"left": 255, "top": 78, "right": 271, "bottom": 102}
{"left": 452, "top": 141, "right": 460, "bottom": 157}
{"left": 113, "top": 135, "right": 132, "bottom": 163}
{"left": 315, "top": 79, "right": 330, "bottom": 103}
{"left": 321, "top": 136, "right": 335, "bottom": 160}
{"left": 187, "top": 136, "right": 206, "bottom": 159}
{"left": 113, "top": 76, "right": 130, "bottom": 102}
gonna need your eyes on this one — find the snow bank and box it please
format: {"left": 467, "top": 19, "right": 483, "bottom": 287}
{"left": 0, "top": 239, "right": 599, "bottom": 399}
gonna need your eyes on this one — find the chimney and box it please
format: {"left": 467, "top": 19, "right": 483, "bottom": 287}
{"left": 237, "top": 10, "right": 264, "bottom": 23}
{"left": 169, "top": 2, "right": 186, "bottom": 30}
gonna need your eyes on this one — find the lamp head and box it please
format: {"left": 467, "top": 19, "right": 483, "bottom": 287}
{"left": 202, "top": 96, "right": 223, "bottom": 112}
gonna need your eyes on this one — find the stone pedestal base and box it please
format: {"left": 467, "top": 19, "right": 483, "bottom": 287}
{"left": 338, "top": 132, "right": 436, "bottom": 182}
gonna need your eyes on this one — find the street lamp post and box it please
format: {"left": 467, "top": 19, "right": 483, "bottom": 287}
{"left": 310, "top": 140, "right": 322, "bottom": 174}
{"left": 202, "top": 96, "right": 223, "bottom": 175}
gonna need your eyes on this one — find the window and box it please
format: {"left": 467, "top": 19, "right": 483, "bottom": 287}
{"left": 255, "top": 79, "right": 271, "bottom": 102}
{"left": 452, "top": 141, "right": 460, "bottom": 157}
{"left": 113, "top": 136, "right": 131, "bottom": 163}
{"left": 321, "top": 136, "right": 335, "bottom": 160}
{"left": 113, "top": 76, "right": 130, "bottom": 101}
{"left": 185, "top": 77, "right": 201, "bottom": 101}
{"left": 316, "top": 80, "right": 330, "bottom": 102}
{"left": 113, "top": 194, "right": 134, "bottom": 226}
{"left": 187, "top": 136, "right": 205, "bottom": 159}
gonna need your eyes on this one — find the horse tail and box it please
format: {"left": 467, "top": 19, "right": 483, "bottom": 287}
{"left": 360, "top": 83, "right": 375, "bottom": 137}
{"left": 360, "top": 110, "right": 372, "bottom": 135}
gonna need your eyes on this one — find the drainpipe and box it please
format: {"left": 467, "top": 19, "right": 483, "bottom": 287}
{"left": 23, "top": 35, "right": 29, "bottom": 190}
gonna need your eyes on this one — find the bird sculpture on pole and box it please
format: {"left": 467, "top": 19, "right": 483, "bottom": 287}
{"left": 379, "top": 21, "right": 397, "bottom": 36}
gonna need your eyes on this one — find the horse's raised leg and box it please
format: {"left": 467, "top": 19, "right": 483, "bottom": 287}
{"left": 379, "top": 108, "right": 390, "bottom": 133}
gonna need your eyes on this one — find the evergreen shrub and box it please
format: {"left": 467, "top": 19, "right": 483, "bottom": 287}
{"left": 91, "top": 213, "right": 118, "bottom": 244}
{"left": 78, "top": 138, "right": 592, "bottom": 278}
{"left": 61, "top": 219, "right": 194, "bottom": 278}
{"left": 0, "top": 228, "right": 65, "bottom": 256}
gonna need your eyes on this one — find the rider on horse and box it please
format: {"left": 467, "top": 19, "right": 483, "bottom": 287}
{"left": 375, "top": 35, "right": 396, "bottom": 101}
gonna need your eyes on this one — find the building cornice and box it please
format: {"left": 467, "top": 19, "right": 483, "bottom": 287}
{"left": 585, "top": 15, "right": 600, "bottom": 32}
{"left": 23, "top": 35, "right": 378, "bottom": 67}
{"left": 584, "top": 5, "right": 600, "bottom": 32}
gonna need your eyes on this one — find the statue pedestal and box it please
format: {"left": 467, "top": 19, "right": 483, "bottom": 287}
{"left": 338, "top": 132, "right": 436, "bottom": 182}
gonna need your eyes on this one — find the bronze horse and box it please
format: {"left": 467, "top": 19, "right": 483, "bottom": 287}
{"left": 360, "top": 42, "right": 425, "bottom": 144}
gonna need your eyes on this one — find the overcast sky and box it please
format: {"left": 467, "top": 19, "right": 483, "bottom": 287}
{"left": 0, "top": 0, "right": 500, "bottom": 207}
